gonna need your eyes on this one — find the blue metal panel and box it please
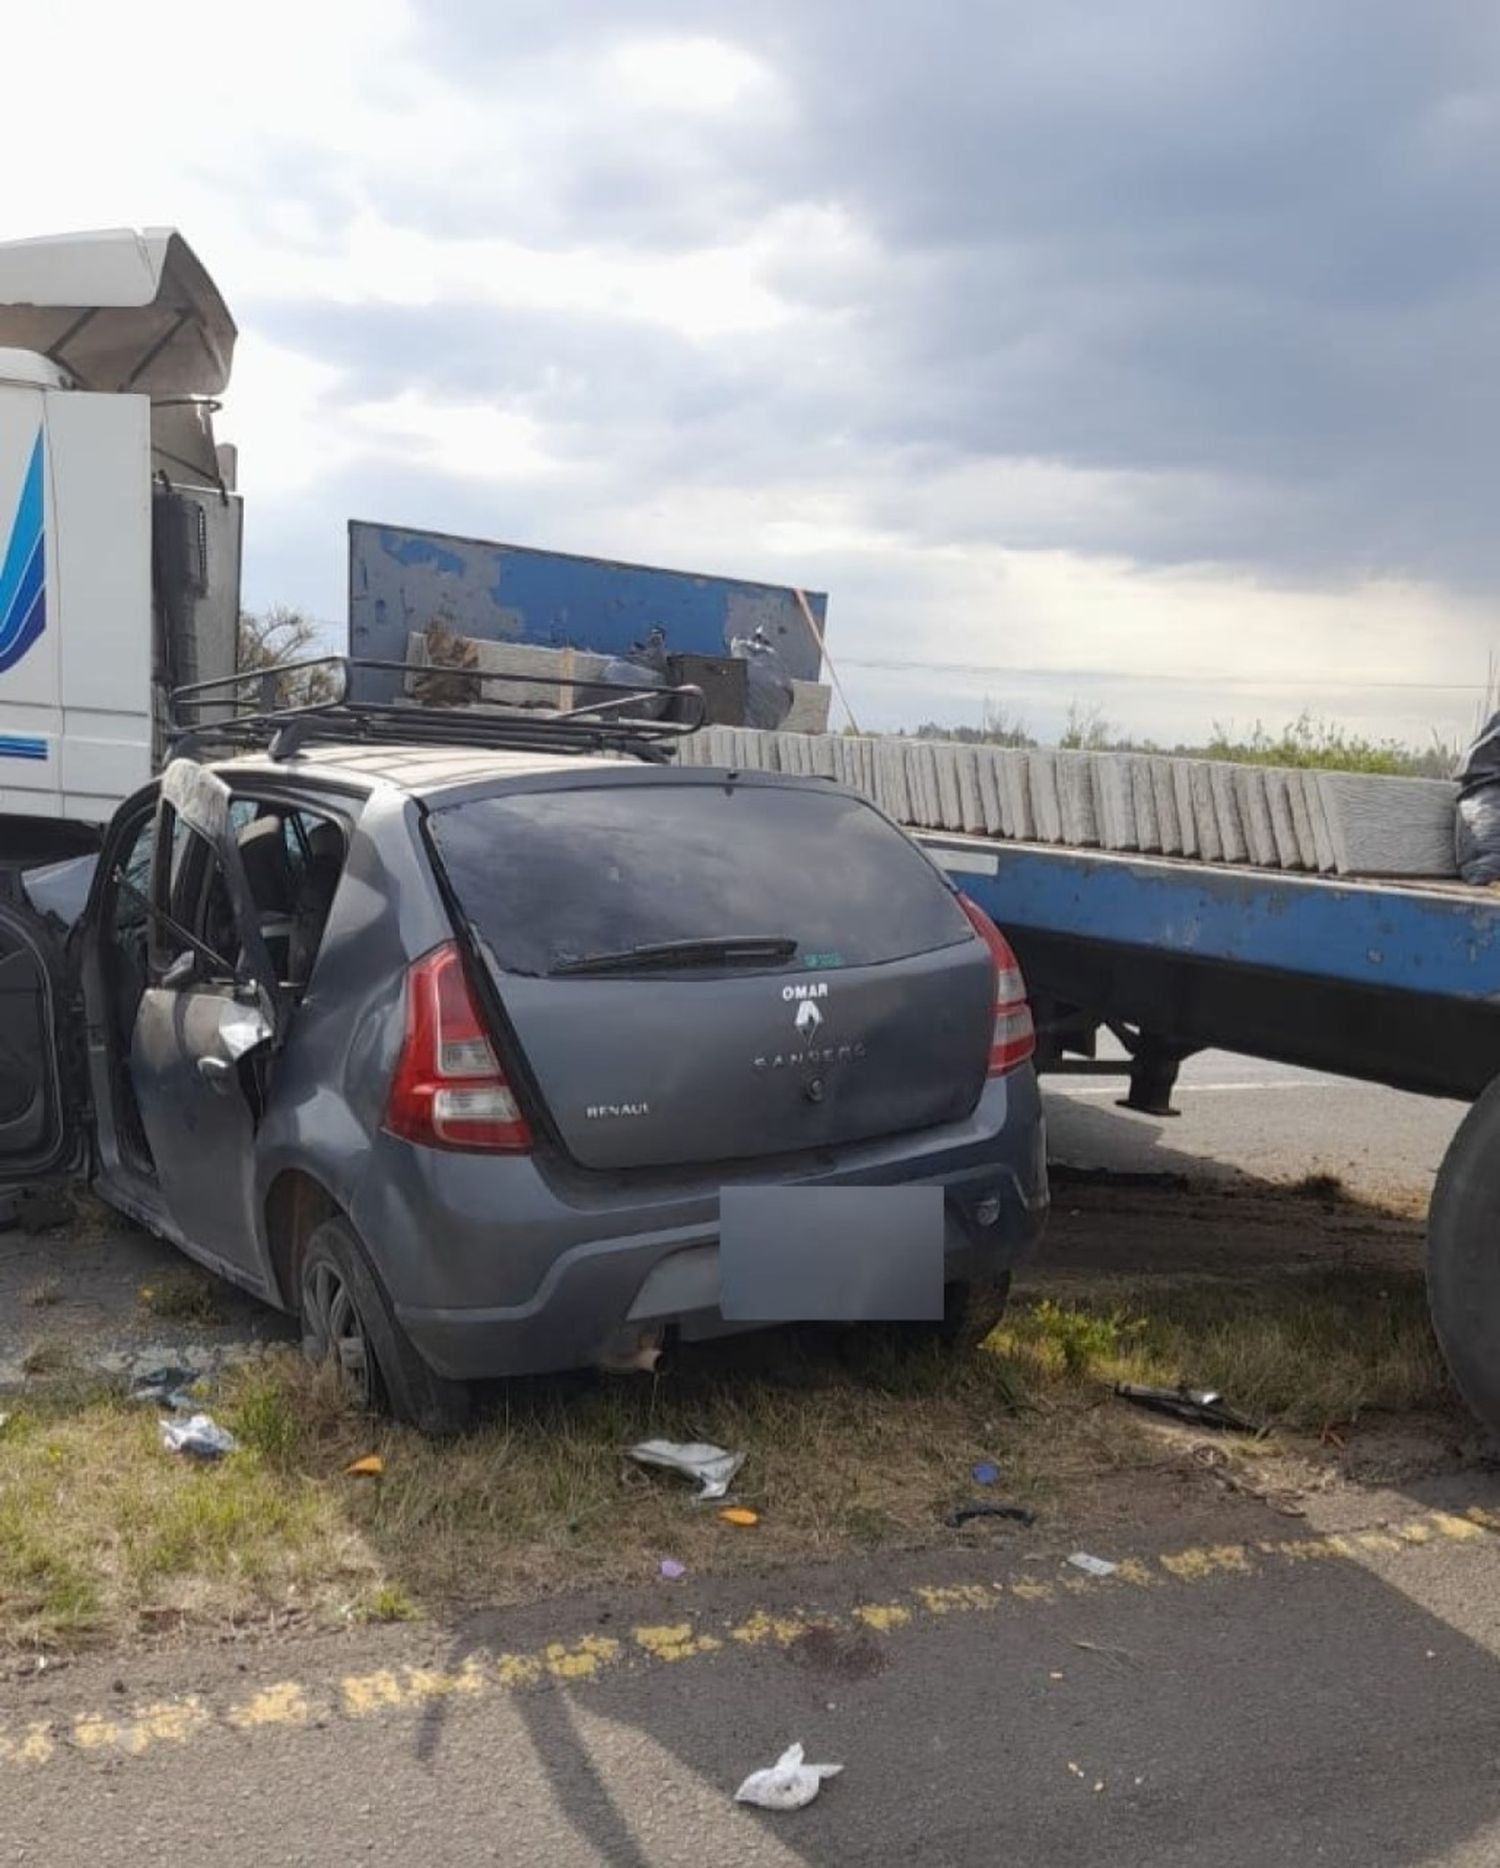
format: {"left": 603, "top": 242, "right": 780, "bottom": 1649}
{"left": 922, "top": 836, "right": 1500, "bottom": 1004}
{"left": 348, "top": 520, "right": 827, "bottom": 687}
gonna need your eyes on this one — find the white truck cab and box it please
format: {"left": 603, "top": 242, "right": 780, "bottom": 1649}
{"left": 0, "top": 227, "right": 240, "bottom": 867}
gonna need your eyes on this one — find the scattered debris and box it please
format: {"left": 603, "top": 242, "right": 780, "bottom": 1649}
{"left": 129, "top": 1366, "right": 201, "bottom": 1411}
{"left": 719, "top": 1507, "right": 760, "bottom": 1527}
{"left": 735, "top": 1742, "right": 844, "bottom": 1811}
{"left": 1072, "top": 1638, "right": 1138, "bottom": 1666}
{"left": 947, "top": 1503, "right": 1036, "bottom": 1529}
{"left": 659, "top": 1558, "right": 687, "bottom": 1581}
{"left": 1115, "top": 1382, "right": 1260, "bottom": 1434}
{"left": 346, "top": 1455, "right": 385, "bottom": 1478}
{"left": 971, "top": 1461, "right": 1000, "bottom": 1486}
{"left": 1191, "top": 1443, "right": 1306, "bottom": 1517}
{"left": 1067, "top": 1552, "right": 1119, "bottom": 1579}
{"left": 159, "top": 1413, "right": 237, "bottom": 1460}
{"left": 627, "top": 1439, "right": 745, "bottom": 1501}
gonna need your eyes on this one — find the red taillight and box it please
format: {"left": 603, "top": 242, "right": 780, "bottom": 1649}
{"left": 384, "top": 942, "right": 532, "bottom": 1153}
{"left": 958, "top": 894, "right": 1036, "bottom": 1076}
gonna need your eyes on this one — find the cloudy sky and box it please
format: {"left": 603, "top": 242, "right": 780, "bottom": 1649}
{"left": 4, "top": 1, "right": 1498, "bottom": 745}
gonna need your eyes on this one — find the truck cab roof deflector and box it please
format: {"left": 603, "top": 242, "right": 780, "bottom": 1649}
{"left": 0, "top": 226, "right": 235, "bottom": 396}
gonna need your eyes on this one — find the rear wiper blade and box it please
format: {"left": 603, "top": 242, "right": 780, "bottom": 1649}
{"left": 550, "top": 935, "right": 798, "bottom": 977}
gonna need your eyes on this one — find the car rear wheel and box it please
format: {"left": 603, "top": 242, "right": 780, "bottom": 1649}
{"left": 298, "top": 1215, "right": 471, "bottom": 1437}
{"left": 937, "top": 1274, "right": 1012, "bottom": 1353}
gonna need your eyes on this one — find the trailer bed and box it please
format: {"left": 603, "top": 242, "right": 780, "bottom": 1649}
{"left": 921, "top": 834, "right": 1500, "bottom": 1102}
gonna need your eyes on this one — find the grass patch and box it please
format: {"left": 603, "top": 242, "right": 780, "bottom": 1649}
{"left": 137, "top": 1270, "right": 229, "bottom": 1326}
{"left": 1000, "top": 1266, "right": 1448, "bottom": 1431}
{"left": 0, "top": 1263, "right": 1460, "bottom": 1652}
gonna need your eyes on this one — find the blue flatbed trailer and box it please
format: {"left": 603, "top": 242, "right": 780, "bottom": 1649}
{"left": 918, "top": 834, "right": 1500, "bottom": 1105}
{"left": 917, "top": 831, "right": 1500, "bottom": 1440}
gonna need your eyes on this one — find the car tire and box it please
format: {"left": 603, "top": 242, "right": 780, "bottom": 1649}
{"left": 298, "top": 1215, "right": 471, "bottom": 1437}
{"left": 1428, "top": 1079, "right": 1500, "bottom": 1441}
{"left": 838, "top": 1274, "right": 1013, "bottom": 1368}
{"left": 937, "top": 1274, "right": 1013, "bottom": 1353}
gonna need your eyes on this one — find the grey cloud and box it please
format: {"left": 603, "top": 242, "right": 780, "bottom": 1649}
{"left": 240, "top": 0, "right": 1500, "bottom": 707}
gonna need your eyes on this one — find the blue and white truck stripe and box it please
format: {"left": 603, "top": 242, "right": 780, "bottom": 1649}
{"left": 0, "top": 428, "right": 45, "bottom": 680}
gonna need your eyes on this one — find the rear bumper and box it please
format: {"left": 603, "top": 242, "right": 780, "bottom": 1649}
{"left": 354, "top": 1068, "right": 1048, "bottom": 1381}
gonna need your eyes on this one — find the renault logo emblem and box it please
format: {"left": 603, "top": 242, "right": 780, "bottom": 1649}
{"left": 794, "top": 999, "right": 824, "bottom": 1035}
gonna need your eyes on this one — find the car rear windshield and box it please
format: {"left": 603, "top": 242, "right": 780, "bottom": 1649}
{"left": 426, "top": 779, "right": 972, "bottom": 977}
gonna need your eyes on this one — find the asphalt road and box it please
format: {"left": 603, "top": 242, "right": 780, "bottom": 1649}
{"left": 6, "top": 1482, "right": 1500, "bottom": 1866}
{"left": 1044, "top": 1047, "right": 1466, "bottom": 1208}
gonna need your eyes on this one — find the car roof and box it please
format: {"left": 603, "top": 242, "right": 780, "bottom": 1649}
{"left": 209, "top": 741, "right": 657, "bottom": 798}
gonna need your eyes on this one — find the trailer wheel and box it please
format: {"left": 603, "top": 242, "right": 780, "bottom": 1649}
{"left": 1427, "top": 1078, "right": 1500, "bottom": 1440}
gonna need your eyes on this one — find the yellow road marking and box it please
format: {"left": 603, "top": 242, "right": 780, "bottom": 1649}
{"left": 633, "top": 1623, "right": 723, "bottom": 1662}
{"left": 227, "top": 1682, "right": 311, "bottom": 1730}
{"left": 916, "top": 1584, "right": 997, "bottom": 1615}
{"left": 1432, "top": 1511, "right": 1486, "bottom": 1542}
{"left": 72, "top": 1698, "right": 210, "bottom": 1756}
{"left": 852, "top": 1603, "right": 911, "bottom": 1632}
{"left": 1160, "top": 1544, "right": 1251, "bottom": 1580}
{"left": 0, "top": 1723, "right": 55, "bottom": 1766}
{"left": 543, "top": 1636, "right": 620, "bottom": 1680}
{"left": 729, "top": 1609, "right": 807, "bottom": 1647}
{"left": 2, "top": 1505, "right": 1494, "bottom": 1774}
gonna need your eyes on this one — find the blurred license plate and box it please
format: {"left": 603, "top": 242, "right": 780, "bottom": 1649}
{"left": 718, "top": 1185, "right": 943, "bottom": 1322}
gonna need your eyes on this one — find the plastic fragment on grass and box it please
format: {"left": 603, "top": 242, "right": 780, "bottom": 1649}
{"left": 159, "top": 1413, "right": 237, "bottom": 1460}
{"left": 1114, "top": 1382, "right": 1259, "bottom": 1433}
{"left": 1067, "top": 1552, "right": 1118, "bottom": 1579}
{"left": 720, "top": 1507, "right": 760, "bottom": 1527}
{"left": 971, "top": 1461, "right": 1000, "bottom": 1485}
{"left": 129, "top": 1366, "right": 200, "bottom": 1410}
{"left": 627, "top": 1439, "right": 745, "bottom": 1501}
{"left": 948, "top": 1503, "right": 1035, "bottom": 1528}
{"left": 659, "top": 1558, "right": 686, "bottom": 1581}
{"left": 735, "top": 1742, "right": 843, "bottom": 1811}
{"left": 347, "top": 1455, "right": 385, "bottom": 1477}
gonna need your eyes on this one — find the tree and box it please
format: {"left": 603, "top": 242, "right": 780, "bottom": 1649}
{"left": 911, "top": 702, "right": 1036, "bottom": 748}
{"left": 237, "top": 605, "right": 337, "bottom": 706}
{"left": 1058, "top": 701, "right": 1114, "bottom": 751}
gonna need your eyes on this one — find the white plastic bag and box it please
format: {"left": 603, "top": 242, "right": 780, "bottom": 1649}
{"left": 627, "top": 1439, "right": 745, "bottom": 1501}
{"left": 160, "top": 1413, "right": 237, "bottom": 1460}
{"left": 735, "top": 1742, "right": 843, "bottom": 1811}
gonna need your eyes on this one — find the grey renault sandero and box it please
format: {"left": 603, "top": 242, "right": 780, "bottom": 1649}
{"left": 1, "top": 664, "right": 1047, "bottom": 1430}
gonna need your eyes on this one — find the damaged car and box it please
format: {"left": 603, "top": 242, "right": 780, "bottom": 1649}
{"left": 0, "top": 676, "right": 1048, "bottom": 1430}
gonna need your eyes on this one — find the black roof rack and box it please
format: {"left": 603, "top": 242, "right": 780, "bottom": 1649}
{"left": 169, "top": 657, "right": 706, "bottom": 765}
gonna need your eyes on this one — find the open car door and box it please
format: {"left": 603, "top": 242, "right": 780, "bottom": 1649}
{"left": 128, "top": 760, "right": 284, "bottom": 1289}
{"left": 0, "top": 890, "right": 86, "bottom": 1190}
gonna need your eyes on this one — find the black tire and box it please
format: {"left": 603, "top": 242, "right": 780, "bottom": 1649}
{"left": 839, "top": 1274, "right": 1013, "bottom": 1368}
{"left": 1428, "top": 1080, "right": 1500, "bottom": 1442}
{"left": 937, "top": 1274, "right": 1013, "bottom": 1353}
{"left": 298, "top": 1215, "right": 471, "bottom": 1436}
